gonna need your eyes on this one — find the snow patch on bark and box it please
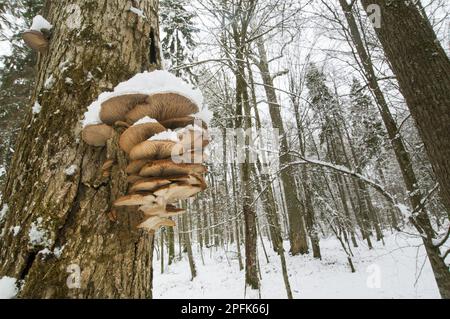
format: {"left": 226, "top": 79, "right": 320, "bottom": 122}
{"left": 0, "top": 276, "right": 18, "bottom": 299}
{"left": 30, "top": 15, "right": 52, "bottom": 32}
{"left": 28, "top": 217, "right": 51, "bottom": 247}
{"left": 130, "top": 7, "right": 146, "bottom": 18}
{"left": 0, "top": 204, "right": 9, "bottom": 222}
{"left": 10, "top": 226, "right": 21, "bottom": 236}
{"left": 38, "top": 245, "right": 65, "bottom": 259}
{"left": 32, "top": 101, "right": 42, "bottom": 115}
{"left": 64, "top": 165, "right": 78, "bottom": 176}
{"left": 44, "top": 75, "right": 55, "bottom": 90}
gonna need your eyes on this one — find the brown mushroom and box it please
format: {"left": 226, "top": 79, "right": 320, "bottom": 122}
{"left": 166, "top": 174, "right": 207, "bottom": 189}
{"left": 100, "top": 94, "right": 148, "bottom": 125}
{"left": 126, "top": 175, "right": 146, "bottom": 184}
{"left": 113, "top": 194, "right": 157, "bottom": 207}
{"left": 153, "top": 182, "right": 202, "bottom": 203}
{"left": 139, "top": 159, "right": 207, "bottom": 177}
{"left": 126, "top": 159, "right": 149, "bottom": 175}
{"left": 81, "top": 124, "right": 114, "bottom": 146}
{"left": 129, "top": 140, "right": 179, "bottom": 161}
{"left": 125, "top": 93, "right": 199, "bottom": 123}
{"left": 114, "top": 121, "right": 131, "bottom": 128}
{"left": 137, "top": 216, "right": 176, "bottom": 232}
{"left": 161, "top": 116, "right": 208, "bottom": 130}
{"left": 129, "top": 177, "right": 172, "bottom": 193}
{"left": 119, "top": 121, "right": 166, "bottom": 153}
{"left": 139, "top": 204, "right": 185, "bottom": 217}
{"left": 22, "top": 30, "right": 48, "bottom": 53}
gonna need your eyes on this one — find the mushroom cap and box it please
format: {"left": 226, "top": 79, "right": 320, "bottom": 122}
{"left": 137, "top": 216, "right": 176, "bottom": 232}
{"left": 119, "top": 122, "right": 166, "bottom": 153}
{"left": 129, "top": 140, "right": 179, "bottom": 161}
{"left": 139, "top": 204, "right": 185, "bottom": 217}
{"left": 130, "top": 177, "right": 172, "bottom": 193}
{"left": 139, "top": 159, "right": 207, "bottom": 177}
{"left": 160, "top": 116, "right": 208, "bottom": 130}
{"left": 130, "top": 174, "right": 206, "bottom": 193}
{"left": 153, "top": 182, "right": 202, "bottom": 203}
{"left": 125, "top": 93, "right": 199, "bottom": 123}
{"left": 113, "top": 194, "right": 157, "bottom": 207}
{"left": 82, "top": 124, "right": 114, "bottom": 146}
{"left": 22, "top": 30, "right": 48, "bottom": 53}
{"left": 126, "top": 175, "right": 146, "bottom": 184}
{"left": 126, "top": 159, "right": 149, "bottom": 175}
{"left": 114, "top": 121, "right": 131, "bottom": 128}
{"left": 100, "top": 94, "right": 148, "bottom": 125}
{"left": 167, "top": 174, "right": 207, "bottom": 189}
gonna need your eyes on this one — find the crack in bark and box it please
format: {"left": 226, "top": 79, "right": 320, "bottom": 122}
{"left": 19, "top": 251, "right": 37, "bottom": 281}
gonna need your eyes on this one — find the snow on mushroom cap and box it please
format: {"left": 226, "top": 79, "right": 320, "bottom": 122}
{"left": 149, "top": 130, "right": 179, "bottom": 143}
{"left": 192, "top": 107, "right": 213, "bottom": 126}
{"left": 133, "top": 116, "right": 158, "bottom": 126}
{"left": 82, "top": 70, "right": 204, "bottom": 127}
{"left": 30, "top": 15, "right": 53, "bottom": 32}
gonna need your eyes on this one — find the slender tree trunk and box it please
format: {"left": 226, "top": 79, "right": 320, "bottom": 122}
{"left": 167, "top": 221, "right": 175, "bottom": 266}
{"left": 182, "top": 208, "right": 197, "bottom": 280}
{"left": 231, "top": 162, "right": 244, "bottom": 271}
{"left": 160, "top": 230, "right": 164, "bottom": 274}
{"left": 0, "top": 0, "right": 160, "bottom": 298}
{"left": 256, "top": 39, "right": 308, "bottom": 256}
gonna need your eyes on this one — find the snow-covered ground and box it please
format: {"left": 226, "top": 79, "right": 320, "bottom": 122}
{"left": 153, "top": 232, "right": 441, "bottom": 299}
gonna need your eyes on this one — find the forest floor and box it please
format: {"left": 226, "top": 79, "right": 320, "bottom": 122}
{"left": 153, "top": 231, "right": 441, "bottom": 299}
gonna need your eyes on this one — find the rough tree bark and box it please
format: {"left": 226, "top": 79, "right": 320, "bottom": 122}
{"left": 360, "top": 0, "right": 450, "bottom": 217}
{"left": 0, "top": 0, "right": 160, "bottom": 298}
{"left": 344, "top": 0, "right": 450, "bottom": 298}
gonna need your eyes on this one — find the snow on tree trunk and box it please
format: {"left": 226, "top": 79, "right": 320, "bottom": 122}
{"left": 0, "top": 0, "right": 160, "bottom": 298}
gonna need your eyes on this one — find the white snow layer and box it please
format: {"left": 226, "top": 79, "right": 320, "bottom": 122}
{"left": 28, "top": 217, "right": 51, "bottom": 247}
{"left": 64, "top": 165, "right": 78, "bottom": 176}
{"left": 133, "top": 116, "right": 158, "bottom": 126}
{"left": 30, "top": 15, "right": 53, "bottom": 32}
{"left": 0, "top": 276, "right": 18, "bottom": 299}
{"left": 32, "top": 101, "right": 42, "bottom": 115}
{"left": 130, "top": 7, "right": 146, "bottom": 18}
{"left": 149, "top": 130, "right": 179, "bottom": 142}
{"left": 82, "top": 70, "right": 204, "bottom": 127}
{"left": 11, "top": 226, "right": 20, "bottom": 236}
{"left": 193, "top": 107, "right": 213, "bottom": 126}
{"left": 153, "top": 233, "right": 441, "bottom": 299}
{"left": 0, "top": 204, "right": 9, "bottom": 222}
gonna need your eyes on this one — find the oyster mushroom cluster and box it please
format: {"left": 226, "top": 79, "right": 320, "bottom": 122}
{"left": 81, "top": 72, "right": 210, "bottom": 233}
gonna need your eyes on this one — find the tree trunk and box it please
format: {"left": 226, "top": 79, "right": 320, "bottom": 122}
{"left": 182, "top": 209, "right": 197, "bottom": 280}
{"left": 360, "top": 0, "right": 450, "bottom": 218}
{"left": 343, "top": 0, "right": 450, "bottom": 298}
{"left": 0, "top": 0, "right": 160, "bottom": 298}
{"left": 256, "top": 39, "right": 309, "bottom": 256}
{"left": 167, "top": 220, "right": 175, "bottom": 265}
